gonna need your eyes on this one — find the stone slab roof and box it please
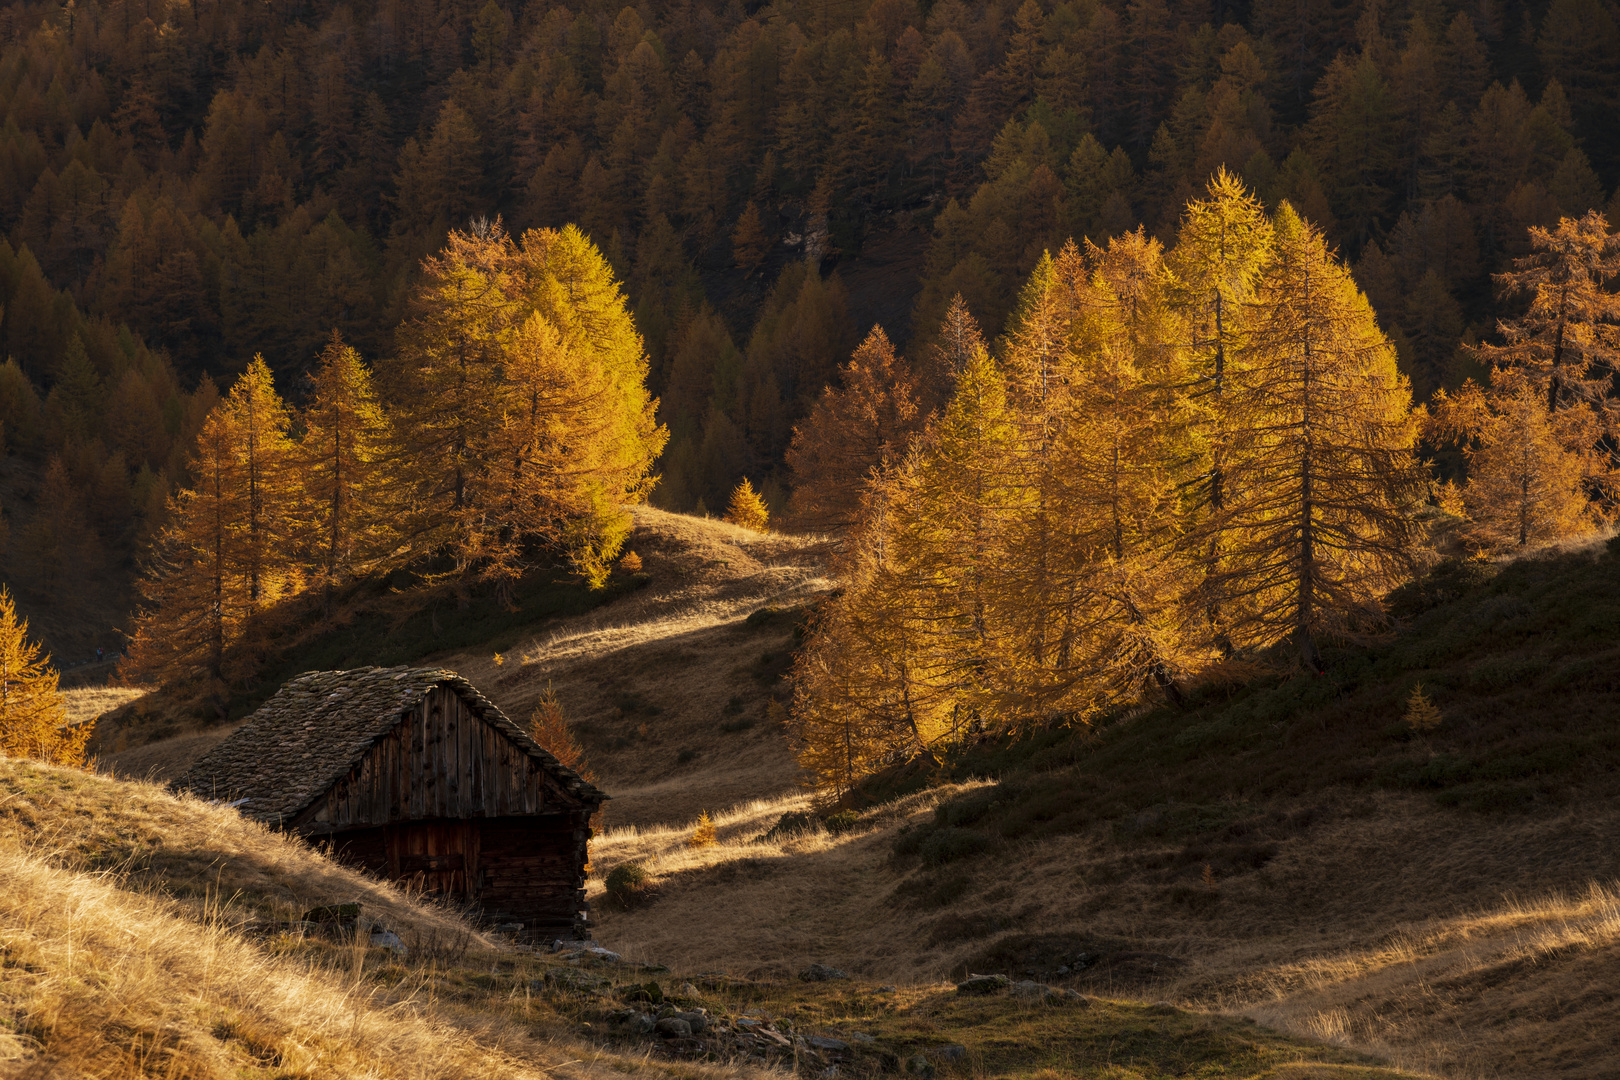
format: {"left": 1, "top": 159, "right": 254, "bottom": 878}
{"left": 175, "top": 666, "right": 605, "bottom": 823}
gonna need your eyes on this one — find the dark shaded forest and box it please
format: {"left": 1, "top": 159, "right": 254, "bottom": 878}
{"left": 0, "top": 0, "right": 1615, "bottom": 658}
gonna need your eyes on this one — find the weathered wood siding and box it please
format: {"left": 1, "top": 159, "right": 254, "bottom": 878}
{"left": 297, "top": 686, "right": 575, "bottom": 833}
{"left": 327, "top": 814, "right": 593, "bottom": 936}
{"left": 477, "top": 814, "right": 592, "bottom": 933}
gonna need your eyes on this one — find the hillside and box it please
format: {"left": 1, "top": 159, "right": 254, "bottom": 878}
{"left": 97, "top": 507, "right": 831, "bottom": 824}
{"left": 583, "top": 534, "right": 1620, "bottom": 1079}
{"left": 77, "top": 512, "right": 1620, "bottom": 1077}
{"left": 0, "top": 756, "right": 1427, "bottom": 1080}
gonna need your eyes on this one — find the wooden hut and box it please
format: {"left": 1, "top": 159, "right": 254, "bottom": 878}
{"left": 177, "top": 666, "right": 606, "bottom": 940}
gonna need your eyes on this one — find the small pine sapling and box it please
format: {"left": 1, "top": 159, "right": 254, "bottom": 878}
{"left": 724, "top": 479, "right": 770, "bottom": 531}
{"left": 1201, "top": 863, "right": 1218, "bottom": 892}
{"left": 526, "top": 686, "right": 593, "bottom": 779}
{"left": 1404, "top": 683, "right": 1443, "bottom": 734}
{"left": 686, "top": 810, "right": 718, "bottom": 848}
{"left": 619, "top": 549, "right": 643, "bottom": 572}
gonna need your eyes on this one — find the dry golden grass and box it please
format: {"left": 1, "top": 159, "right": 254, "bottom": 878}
{"left": 0, "top": 758, "right": 780, "bottom": 1080}
{"left": 440, "top": 506, "right": 836, "bottom": 825}
{"left": 590, "top": 790, "right": 1620, "bottom": 1079}
{"left": 61, "top": 684, "right": 149, "bottom": 728}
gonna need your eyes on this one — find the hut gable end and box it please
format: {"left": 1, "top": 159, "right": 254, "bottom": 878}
{"left": 175, "top": 667, "right": 604, "bottom": 829}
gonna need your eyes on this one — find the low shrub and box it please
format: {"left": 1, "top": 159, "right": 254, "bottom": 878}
{"left": 760, "top": 812, "right": 823, "bottom": 843}
{"left": 919, "top": 827, "right": 992, "bottom": 867}
{"left": 605, "top": 862, "right": 653, "bottom": 907}
{"left": 823, "top": 809, "right": 860, "bottom": 834}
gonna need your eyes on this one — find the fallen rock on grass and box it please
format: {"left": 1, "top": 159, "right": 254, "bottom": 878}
{"left": 956, "top": 974, "right": 1010, "bottom": 995}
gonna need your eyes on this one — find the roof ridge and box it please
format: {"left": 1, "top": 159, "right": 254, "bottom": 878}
{"left": 174, "top": 666, "right": 605, "bottom": 823}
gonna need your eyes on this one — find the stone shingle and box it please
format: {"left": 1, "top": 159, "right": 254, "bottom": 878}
{"left": 174, "top": 666, "right": 605, "bottom": 823}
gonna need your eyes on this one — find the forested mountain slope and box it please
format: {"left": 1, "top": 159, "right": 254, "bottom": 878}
{"left": 0, "top": 0, "right": 1617, "bottom": 656}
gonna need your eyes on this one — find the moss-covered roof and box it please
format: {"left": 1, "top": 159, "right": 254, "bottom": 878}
{"left": 175, "top": 667, "right": 604, "bottom": 823}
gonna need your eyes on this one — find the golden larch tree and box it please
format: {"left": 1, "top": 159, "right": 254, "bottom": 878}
{"left": 1473, "top": 210, "right": 1620, "bottom": 414}
{"left": 1167, "top": 169, "right": 1274, "bottom": 651}
{"left": 0, "top": 589, "right": 88, "bottom": 766}
{"left": 1215, "top": 203, "right": 1422, "bottom": 672}
{"left": 724, "top": 478, "right": 770, "bottom": 530}
{"left": 123, "top": 403, "right": 252, "bottom": 697}
{"left": 785, "top": 325, "right": 923, "bottom": 532}
{"left": 891, "top": 346, "right": 1019, "bottom": 716}
{"left": 299, "top": 333, "right": 393, "bottom": 615}
{"left": 1041, "top": 229, "right": 1196, "bottom": 708}
{"left": 227, "top": 356, "right": 300, "bottom": 608}
{"left": 1429, "top": 367, "right": 1604, "bottom": 548}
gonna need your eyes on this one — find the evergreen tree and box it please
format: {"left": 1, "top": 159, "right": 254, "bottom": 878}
{"left": 299, "top": 333, "right": 392, "bottom": 614}
{"left": 1168, "top": 169, "right": 1275, "bottom": 649}
{"left": 1472, "top": 211, "right": 1620, "bottom": 414}
{"left": 123, "top": 405, "right": 251, "bottom": 700}
{"left": 1430, "top": 367, "right": 1605, "bottom": 548}
{"left": 724, "top": 478, "right": 770, "bottom": 530}
{"left": 785, "top": 326, "right": 923, "bottom": 532}
{"left": 0, "top": 588, "right": 87, "bottom": 766}
{"left": 1213, "top": 203, "right": 1421, "bottom": 672}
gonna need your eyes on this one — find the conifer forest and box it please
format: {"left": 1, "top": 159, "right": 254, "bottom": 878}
{"left": 0, "top": 0, "right": 1617, "bottom": 742}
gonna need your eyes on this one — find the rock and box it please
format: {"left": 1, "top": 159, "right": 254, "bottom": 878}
{"left": 799, "top": 963, "right": 849, "bottom": 982}
{"left": 736, "top": 1017, "right": 763, "bottom": 1029}
{"left": 955, "top": 974, "right": 1010, "bottom": 996}
{"left": 931, "top": 1045, "right": 968, "bottom": 1062}
{"left": 369, "top": 930, "right": 406, "bottom": 955}
{"left": 758, "top": 1029, "right": 793, "bottom": 1048}
{"left": 561, "top": 946, "right": 622, "bottom": 963}
{"left": 876, "top": 985, "right": 897, "bottom": 993}
{"left": 492, "top": 922, "right": 524, "bottom": 935}
{"left": 807, "top": 1036, "right": 851, "bottom": 1055}
{"left": 905, "top": 1054, "right": 934, "bottom": 1076}
{"left": 655, "top": 1017, "right": 692, "bottom": 1038}
{"left": 671, "top": 1010, "right": 708, "bottom": 1034}
{"left": 680, "top": 982, "right": 700, "bottom": 997}
{"left": 1010, "top": 980, "right": 1046, "bottom": 997}
{"left": 849, "top": 1032, "right": 875, "bottom": 1044}
{"left": 1048, "top": 989, "right": 1089, "bottom": 1007}
{"left": 1055, "top": 965, "right": 1070, "bottom": 975}
{"left": 621, "top": 981, "right": 664, "bottom": 1004}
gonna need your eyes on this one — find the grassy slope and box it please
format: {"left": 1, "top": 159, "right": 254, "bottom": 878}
{"left": 95, "top": 507, "right": 830, "bottom": 817}
{"left": 74, "top": 516, "right": 1620, "bottom": 1077}
{"left": 0, "top": 759, "right": 1418, "bottom": 1080}
{"left": 591, "top": 538, "right": 1620, "bottom": 1079}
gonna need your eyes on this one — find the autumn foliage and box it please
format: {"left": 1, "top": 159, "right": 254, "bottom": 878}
{"left": 788, "top": 180, "right": 1427, "bottom": 792}
{"left": 123, "top": 224, "right": 664, "bottom": 698}
{"left": 0, "top": 589, "right": 87, "bottom": 767}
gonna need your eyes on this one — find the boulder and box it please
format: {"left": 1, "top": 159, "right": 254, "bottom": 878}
{"left": 806, "top": 1036, "right": 851, "bottom": 1055}
{"left": 955, "top": 974, "right": 1009, "bottom": 995}
{"left": 561, "top": 946, "right": 622, "bottom": 963}
{"left": 369, "top": 930, "right": 406, "bottom": 955}
{"left": 1010, "top": 980, "right": 1046, "bottom": 997}
{"left": 931, "top": 1045, "right": 968, "bottom": 1062}
{"left": 655, "top": 1017, "right": 692, "bottom": 1039}
{"left": 905, "top": 1055, "right": 934, "bottom": 1076}
{"left": 799, "top": 963, "right": 849, "bottom": 982}
{"left": 671, "top": 1010, "right": 708, "bottom": 1034}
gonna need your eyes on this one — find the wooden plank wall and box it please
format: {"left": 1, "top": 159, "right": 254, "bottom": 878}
{"left": 303, "top": 687, "right": 569, "bottom": 831}
{"left": 476, "top": 814, "right": 591, "bottom": 933}
{"left": 325, "top": 814, "right": 593, "bottom": 936}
